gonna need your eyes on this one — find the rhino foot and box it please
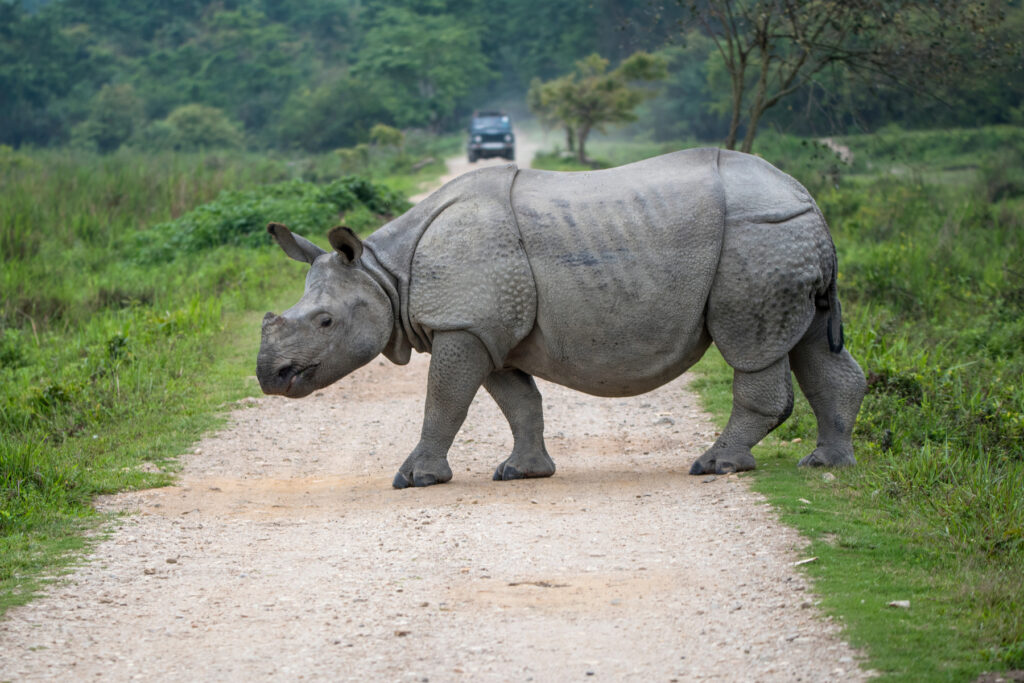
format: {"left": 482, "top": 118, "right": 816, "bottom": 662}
{"left": 392, "top": 457, "right": 453, "bottom": 489}
{"left": 798, "top": 445, "right": 856, "bottom": 468}
{"left": 689, "top": 448, "right": 756, "bottom": 476}
{"left": 493, "top": 449, "right": 556, "bottom": 481}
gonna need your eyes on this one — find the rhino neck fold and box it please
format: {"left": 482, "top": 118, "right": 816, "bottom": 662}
{"left": 358, "top": 245, "right": 418, "bottom": 365}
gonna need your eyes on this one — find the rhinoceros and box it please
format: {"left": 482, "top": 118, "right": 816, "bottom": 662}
{"left": 256, "top": 149, "right": 866, "bottom": 488}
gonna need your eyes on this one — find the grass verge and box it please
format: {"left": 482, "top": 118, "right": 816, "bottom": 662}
{"left": 692, "top": 349, "right": 1022, "bottom": 681}
{"left": 0, "top": 142, "right": 451, "bottom": 614}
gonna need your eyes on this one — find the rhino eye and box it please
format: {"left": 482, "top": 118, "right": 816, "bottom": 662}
{"left": 320, "top": 317, "right": 333, "bottom": 328}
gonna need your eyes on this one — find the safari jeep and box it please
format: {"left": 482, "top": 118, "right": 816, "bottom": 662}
{"left": 467, "top": 111, "right": 515, "bottom": 162}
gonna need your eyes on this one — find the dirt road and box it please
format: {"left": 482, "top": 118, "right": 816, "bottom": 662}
{"left": 0, "top": 136, "right": 867, "bottom": 681}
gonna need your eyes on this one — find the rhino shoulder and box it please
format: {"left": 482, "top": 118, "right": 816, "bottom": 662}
{"left": 408, "top": 165, "right": 537, "bottom": 367}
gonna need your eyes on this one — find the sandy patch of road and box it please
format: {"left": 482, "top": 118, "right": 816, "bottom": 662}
{"left": 0, "top": 136, "right": 869, "bottom": 681}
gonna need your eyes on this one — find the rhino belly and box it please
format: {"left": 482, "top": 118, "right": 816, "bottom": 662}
{"left": 506, "top": 150, "right": 725, "bottom": 397}
{"left": 507, "top": 316, "right": 712, "bottom": 397}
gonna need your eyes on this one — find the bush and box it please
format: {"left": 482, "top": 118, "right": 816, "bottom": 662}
{"left": 134, "top": 175, "right": 409, "bottom": 262}
{"left": 70, "top": 84, "right": 144, "bottom": 154}
{"left": 370, "top": 124, "right": 404, "bottom": 149}
{"left": 147, "top": 104, "right": 244, "bottom": 151}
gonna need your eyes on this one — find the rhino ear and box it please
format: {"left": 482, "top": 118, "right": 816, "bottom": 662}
{"left": 267, "top": 222, "right": 325, "bottom": 264}
{"left": 328, "top": 226, "right": 364, "bottom": 265}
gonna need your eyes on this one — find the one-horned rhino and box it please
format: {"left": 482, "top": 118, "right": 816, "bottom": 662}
{"left": 256, "top": 149, "right": 867, "bottom": 488}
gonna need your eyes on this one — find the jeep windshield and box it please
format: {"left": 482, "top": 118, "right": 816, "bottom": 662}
{"left": 471, "top": 115, "right": 510, "bottom": 131}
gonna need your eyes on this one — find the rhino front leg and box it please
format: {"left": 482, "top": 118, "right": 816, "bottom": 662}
{"left": 690, "top": 356, "right": 794, "bottom": 475}
{"left": 484, "top": 369, "right": 556, "bottom": 481}
{"left": 393, "top": 331, "right": 492, "bottom": 489}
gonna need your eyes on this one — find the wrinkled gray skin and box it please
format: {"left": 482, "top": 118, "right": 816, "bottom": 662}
{"left": 257, "top": 149, "right": 866, "bottom": 488}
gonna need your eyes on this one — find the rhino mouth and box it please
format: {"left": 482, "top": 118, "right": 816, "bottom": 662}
{"left": 278, "top": 362, "right": 320, "bottom": 395}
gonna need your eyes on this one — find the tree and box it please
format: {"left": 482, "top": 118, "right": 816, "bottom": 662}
{"left": 161, "top": 104, "right": 243, "bottom": 150}
{"left": 678, "top": 0, "right": 1013, "bottom": 152}
{"left": 71, "top": 84, "right": 144, "bottom": 153}
{"left": 353, "top": 8, "right": 494, "bottom": 131}
{"left": 0, "top": 3, "right": 101, "bottom": 147}
{"left": 275, "top": 77, "right": 391, "bottom": 152}
{"left": 528, "top": 52, "right": 667, "bottom": 164}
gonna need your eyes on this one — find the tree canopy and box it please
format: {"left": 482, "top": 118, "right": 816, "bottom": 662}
{"left": 528, "top": 52, "right": 667, "bottom": 163}
{"left": 677, "top": 0, "right": 1020, "bottom": 152}
{"left": 0, "top": 0, "right": 1020, "bottom": 152}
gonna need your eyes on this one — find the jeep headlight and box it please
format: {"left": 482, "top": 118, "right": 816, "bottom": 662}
{"left": 473, "top": 135, "right": 482, "bottom": 143}
{"left": 504, "top": 134, "right": 513, "bottom": 142}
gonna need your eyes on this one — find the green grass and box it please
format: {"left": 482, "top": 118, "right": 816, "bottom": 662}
{"left": 692, "top": 348, "right": 1023, "bottom": 681}
{"left": 0, "top": 139, "right": 453, "bottom": 612}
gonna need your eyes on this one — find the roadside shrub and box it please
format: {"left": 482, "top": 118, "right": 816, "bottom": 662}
{"left": 134, "top": 175, "right": 408, "bottom": 262}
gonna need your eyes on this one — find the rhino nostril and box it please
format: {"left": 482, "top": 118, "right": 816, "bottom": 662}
{"left": 277, "top": 364, "right": 296, "bottom": 380}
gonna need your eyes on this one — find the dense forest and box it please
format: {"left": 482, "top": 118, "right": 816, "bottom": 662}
{"left": 3, "top": 0, "right": 1022, "bottom": 152}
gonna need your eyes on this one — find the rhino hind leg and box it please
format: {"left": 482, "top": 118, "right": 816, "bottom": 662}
{"left": 393, "top": 331, "right": 492, "bottom": 489}
{"left": 690, "top": 356, "right": 794, "bottom": 475}
{"left": 484, "top": 369, "right": 556, "bottom": 481}
{"left": 789, "top": 313, "right": 866, "bottom": 468}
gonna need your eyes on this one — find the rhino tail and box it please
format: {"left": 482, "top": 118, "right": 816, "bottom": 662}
{"left": 825, "top": 252, "right": 844, "bottom": 354}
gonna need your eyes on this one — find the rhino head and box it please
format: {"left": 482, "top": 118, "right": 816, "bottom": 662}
{"left": 256, "top": 222, "right": 392, "bottom": 398}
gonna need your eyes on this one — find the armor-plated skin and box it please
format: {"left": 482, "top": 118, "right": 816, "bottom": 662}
{"left": 256, "top": 149, "right": 866, "bottom": 487}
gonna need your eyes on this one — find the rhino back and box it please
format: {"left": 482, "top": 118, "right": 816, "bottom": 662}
{"left": 507, "top": 148, "right": 725, "bottom": 396}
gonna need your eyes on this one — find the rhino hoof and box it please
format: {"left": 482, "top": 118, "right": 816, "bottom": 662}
{"left": 492, "top": 453, "right": 555, "bottom": 481}
{"left": 690, "top": 450, "right": 755, "bottom": 475}
{"left": 493, "top": 463, "right": 525, "bottom": 481}
{"left": 392, "top": 467, "right": 452, "bottom": 489}
{"left": 413, "top": 472, "right": 442, "bottom": 487}
{"left": 798, "top": 446, "right": 856, "bottom": 468}
{"left": 689, "top": 458, "right": 713, "bottom": 475}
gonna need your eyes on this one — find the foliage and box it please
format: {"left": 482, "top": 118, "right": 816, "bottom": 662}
{"left": 135, "top": 176, "right": 408, "bottom": 262}
{"left": 528, "top": 52, "right": 667, "bottom": 163}
{"left": 369, "top": 124, "right": 404, "bottom": 149}
{"left": 148, "top": 104, "right": 244, "bottom": 151}
{"left": 70, "top": 84, "right": 144, "bottom": 153}
{"left": 352, "top": 7, "right": 493, "bottom": 131}
{"left": 275, "top": 78, "right": 390, "bottom": 152}
{"left": 676, "top": 0, "right": 1020, "bottom": 151}
{"left": 0, "top": 0, "right": 1021, "bottom": 152}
